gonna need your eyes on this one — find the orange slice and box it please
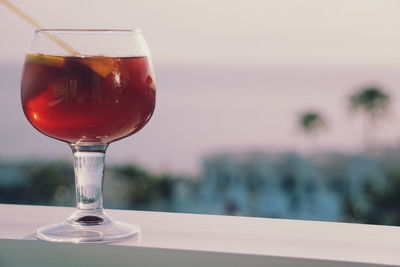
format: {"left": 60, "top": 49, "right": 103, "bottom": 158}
{"left": 82, "top": 57, "right": 115, "bottom": 78}
{"left": 25, "top": 54, "right": 65, "bottom": 68}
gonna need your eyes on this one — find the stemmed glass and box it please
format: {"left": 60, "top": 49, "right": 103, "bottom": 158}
{"left": 21, "top": 29, "right": 156, "bottom": 243}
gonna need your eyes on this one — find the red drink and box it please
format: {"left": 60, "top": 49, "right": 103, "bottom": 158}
{"left": 21, "top": 54, "right": 156, "bottom": 144}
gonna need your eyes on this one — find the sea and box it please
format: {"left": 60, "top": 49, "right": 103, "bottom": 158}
{"left": 1, "top": 62, "right": 400, "bottom": 174}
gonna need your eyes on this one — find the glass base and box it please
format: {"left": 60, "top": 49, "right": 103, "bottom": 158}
{"left": 36, "top": 211, "right": 140, "bottom": 243}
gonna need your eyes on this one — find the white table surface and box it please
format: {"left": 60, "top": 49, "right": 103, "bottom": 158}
{"left": 0, "top": 204, "right": 399, "bottom": 266}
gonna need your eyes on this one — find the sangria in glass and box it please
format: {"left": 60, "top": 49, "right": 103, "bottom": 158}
{"left": 21, "top": 29, "right": 156, "bottom": 243}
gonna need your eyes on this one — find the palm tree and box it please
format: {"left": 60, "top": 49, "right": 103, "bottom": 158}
{"left": 349, "top": 86, "right": 390, "bottom": 150}
{"left": 350, "top": 86, "right": 390, "bottom": 126}
{"left": 298, "top": 111, "right": 327, "bottom": 152}
{"left": 299, "top": 111, "right": 326, "bottom": 135}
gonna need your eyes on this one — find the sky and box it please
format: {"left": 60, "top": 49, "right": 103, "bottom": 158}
{"left": 2, "top": 0, "right": 400, "bottom": 67}
{"left": 2, "top": 1, "right": 400, "bottom": 174}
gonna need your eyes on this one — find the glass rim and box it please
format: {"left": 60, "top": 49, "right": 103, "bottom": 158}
{"left": 35, "top": 29, "right": 142, "bottom": 34}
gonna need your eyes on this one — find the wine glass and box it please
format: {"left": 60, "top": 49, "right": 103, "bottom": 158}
{"left": 21, "top": 29, "right": 156, "bottom": 243}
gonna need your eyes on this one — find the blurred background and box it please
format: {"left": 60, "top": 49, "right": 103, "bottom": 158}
{"left": 1, "top": 0, "right": 400, "bottom": 225}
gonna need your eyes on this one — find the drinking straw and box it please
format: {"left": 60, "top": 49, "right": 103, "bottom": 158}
{"left": 0, "top": 0, "right": 79, "bottom": 55}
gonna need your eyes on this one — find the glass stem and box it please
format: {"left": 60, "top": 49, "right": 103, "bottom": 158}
{"left": 71, "top": 145, "right": 107, "bottom": 213}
